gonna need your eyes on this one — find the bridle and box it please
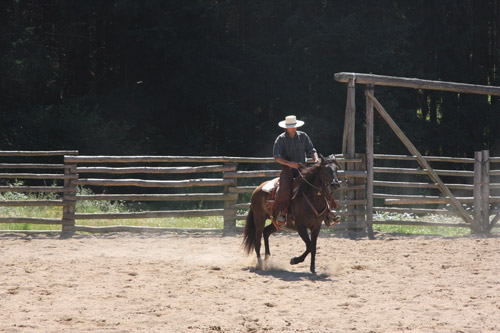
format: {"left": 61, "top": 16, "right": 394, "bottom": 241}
{"left": 296, "top": 161, "right": 339, "bottom": 219}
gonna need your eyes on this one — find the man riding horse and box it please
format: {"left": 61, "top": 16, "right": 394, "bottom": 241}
{"left": 273, "top": 115, "right": 340, "bottom": 227}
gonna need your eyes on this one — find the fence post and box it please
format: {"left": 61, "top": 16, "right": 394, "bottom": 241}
{"left": 473, "top": 151, "right": 482, "bottom": 233}
{"left": 365, "top": 84, "right": 375, "bottom": 239}
{"left": 222, "top": 163, "right": 238, "bottom": 236}
{"left": 342, "top": 78, "right": 356, "bottom": 156}
{"left": 62, "top": 158, "right": 77, "bottom": 235}
{"left": 354, "top": 153, "right": 368, "bottom": 237}
{"left": 481, "top": 150, "right": 490, "bottom": 233}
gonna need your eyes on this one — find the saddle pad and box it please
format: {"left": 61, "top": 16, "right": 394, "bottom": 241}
{"left": 262, "top": 177, "right": 279, "bottom": 193}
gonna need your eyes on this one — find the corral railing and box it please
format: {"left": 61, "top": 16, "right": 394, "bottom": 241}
{"left": 0, "top": 151, "right": 78, "bottom": 230}
{"left": 64, "top": 154, "right": 366, "bottom": 235}
{"left": 372, "top": 151, "right": 499, "bottom": 233}
{"left": 0, "top": 151, "right": 367, "bottom": 235}
{"left": 2, "top": 150, "right": 500, "bottom": 236}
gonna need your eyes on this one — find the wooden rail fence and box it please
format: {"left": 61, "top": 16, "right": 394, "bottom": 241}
{"left": 372, "top": 151, "right": 499, "bottom": 233}
{"left": 1, "top": 150, "right": 498, "bottom": 236}
{"left": 0, "top": 152, "right": 366, "bottom": 235}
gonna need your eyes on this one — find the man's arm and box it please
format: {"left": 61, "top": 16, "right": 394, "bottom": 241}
{"left": 311, "top": 152, "right": 319, "bottom": 163}
{"left": 275, "top": 156, "right": 301, "bottom": 169}
{"left": 303, "top": 132, "right": 319, "bottom": 163}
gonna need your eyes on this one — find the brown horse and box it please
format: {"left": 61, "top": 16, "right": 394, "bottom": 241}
{"left": 242, "top": 154, "right": 340, "bottom": 274}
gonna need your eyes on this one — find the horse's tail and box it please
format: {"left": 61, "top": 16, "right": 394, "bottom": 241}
{"left": 242, "top": 208, "right": 256, "bottom": 255}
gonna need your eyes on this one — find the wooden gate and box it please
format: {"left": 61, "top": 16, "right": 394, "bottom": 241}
{"left": 335, "top": 72, "right": 500, "bottom": 236}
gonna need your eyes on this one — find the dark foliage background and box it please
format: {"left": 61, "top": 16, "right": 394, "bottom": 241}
{"left": 1, "top": 0, "right": 499, "bottom": 157}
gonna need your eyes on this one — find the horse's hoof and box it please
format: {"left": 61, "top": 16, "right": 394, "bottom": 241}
{"left": 290, "top": 258, "right": 297, "bottom": 265}
{"left": 256, "top": 258, "right": 263, "bottom": 270}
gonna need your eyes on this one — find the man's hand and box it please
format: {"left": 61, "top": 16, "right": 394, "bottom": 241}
{"left": 312, "top": 152, "right": 320, "bottom": 164}
{"left": 275, "top": 157, "right": 301, "bottom": 170}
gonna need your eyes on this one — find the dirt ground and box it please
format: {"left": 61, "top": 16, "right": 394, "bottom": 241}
{"left": 1, "top": 230, "right": 500, "bottom": 333}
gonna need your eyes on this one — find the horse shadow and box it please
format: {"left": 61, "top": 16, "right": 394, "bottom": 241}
{"left": 246, "top": 266, "right": 335, "bottom": 282}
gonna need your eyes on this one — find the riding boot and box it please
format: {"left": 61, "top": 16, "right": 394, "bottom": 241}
{"left": 275, "top": 165, "right": 293, "bottom": 223}
{"left": 277, "top": 210, "right": 287, "bottom": 223}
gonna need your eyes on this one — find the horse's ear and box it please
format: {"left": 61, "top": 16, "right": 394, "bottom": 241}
{"left": 319, "top": 153, "right": 325, "bottom": 162}
{"left": 327, "top": 154, "right": 341, "bottom": 169}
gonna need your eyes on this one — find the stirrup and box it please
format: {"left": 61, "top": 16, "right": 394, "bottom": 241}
{"left": 272, "top": 213, "right": 287, "bottom": 231}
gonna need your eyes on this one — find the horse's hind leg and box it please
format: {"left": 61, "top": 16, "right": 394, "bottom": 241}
{"left": 253, "top": 214, "right": 267, "bottom": 269}
{"left": 263, "top": 223, "right": 277, "bottom": 259}
{"left": 290, "top": 225, "right": 311, "bottom": 267}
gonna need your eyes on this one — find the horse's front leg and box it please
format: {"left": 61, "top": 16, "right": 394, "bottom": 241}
{"left": 290, "top": 225, "right": 311, "bottom": 267}
{"left": 308, "top": 227, "right": 321, "bottom": 274}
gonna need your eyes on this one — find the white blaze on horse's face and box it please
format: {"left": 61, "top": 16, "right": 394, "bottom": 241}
{"left": 324, "top": 157, "right": 340, "bottom": 193}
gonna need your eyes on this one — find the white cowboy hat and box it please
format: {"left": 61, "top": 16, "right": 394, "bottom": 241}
{"left": 278, "top": 115, "right": 305, "bottom": 128}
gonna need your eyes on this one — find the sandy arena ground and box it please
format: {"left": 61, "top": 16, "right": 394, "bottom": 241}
{"left": 1, "top": 231, "right": 500, "bottom": 332}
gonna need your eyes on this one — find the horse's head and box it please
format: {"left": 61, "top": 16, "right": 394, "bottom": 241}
{"left": 319, "top": 154, "right": 341, "bottom": 194}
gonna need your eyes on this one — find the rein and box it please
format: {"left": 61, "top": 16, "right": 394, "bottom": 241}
{"left": 297, "top": 168, "right": 322, "bottom": 194}
{"left": 296, "top": 163, "right": 335, "bottom": 219}
{"left": 302, "top": 193, "right": 330, "bottom": 219}
{"left": 297, "top": 163, "right": 331, "bottom": 195}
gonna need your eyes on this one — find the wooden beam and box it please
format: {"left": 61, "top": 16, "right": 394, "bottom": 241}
{"left": 0, "top": 200, "right": 64, "bottom": 207}
{"left": 481, "top": 150, "right": 490, "bottom": 232}
{"left": 0, "top": 217, "right": 62, "bottom": 225}
{"left": 373, "top": 220, "right": 470, "bottom": 228}
{"left": 473, "top": 151, "right": 482, "bottom": 230}
{"left": 339, "top": 170, "right": 367, "bottom": 178}
{"left": 228, "top": 186, "right": 256, "bottom": 193}
{"left": 76, "top": 193, "right": 237, "bottom": 201}
{"left": 374, "top": 206, "right": 459, "bottom": 215}
{"left": 365, "top": 91, "right": 479, "bottom": 230}
{"left": 374, "top": 167, "right": 474, "bottom": 177}
{"left": 0, "top": 186, "right": 75, "bottom": 193}
{"left": 0, "top": 150, "right": 78, "bottom": 156}
{"left": 374, "top": 154, "right": 475, "bottom": 163}
{"left": 74, "top": 178, "right": 234, "bottom": 188}
{"left": 0, "top": 173, "right": 77, "bottom": 180}
{"left": 74, "top": 209, "right": 224, "bottom": 220}
{"left": 0, "top": 163, "right": 65, "bottom": 169}
{"left": 365, "top": 85, "right": 375, "bottom": 239}
{"left": 487, "top": 212, "right": 500, "bottom": 232}
{"left": 342, "top": 78, "right": 356, "bottom": 156}
{"left": 74, "top": 225, "right": 222, "bottom": 234}
{"left": 76, "top": 165, "right": 236, "bottom": 174}
{"left": 335, "top": 72, "right": 500, "bottom": 96}
{"left": 223, "top": 170, "right": 280, "bottom": 178}
{"left": 373, "top": 180, "right": 473, "bottom": 190}
{"left": 65, "top": 155, "right": 276, "bottom": 164}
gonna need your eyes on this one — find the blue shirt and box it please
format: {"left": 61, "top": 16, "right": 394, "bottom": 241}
{"left": 273, "top": 131, "right": 316, "bottom": 164}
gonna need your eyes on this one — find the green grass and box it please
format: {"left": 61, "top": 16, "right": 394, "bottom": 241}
{"left": 0, "top": 185, "right": 226, "bottom": 231}
{"left": 372, "top": 211, "right": 473, "bottom": 236}
{"left": 76, "top": 216, "right": 224, "bottom": 229}
{"left": 372, "top": 224, "right": 472, "bottom": 237}
{"left": 0, "top": 186, "right": 498, "bottom": 236}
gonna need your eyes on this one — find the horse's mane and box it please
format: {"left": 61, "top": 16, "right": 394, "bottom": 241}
{"left": 294, "top": 163, "right": 321, "bottom": 197}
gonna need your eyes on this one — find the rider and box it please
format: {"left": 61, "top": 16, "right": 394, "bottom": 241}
{"left": 273, "top": 115, "right": 319, "bottom": 223}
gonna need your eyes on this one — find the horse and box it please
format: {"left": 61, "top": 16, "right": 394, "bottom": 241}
{"left": 242, "top": 154, "right": 341, "bottom": 274}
